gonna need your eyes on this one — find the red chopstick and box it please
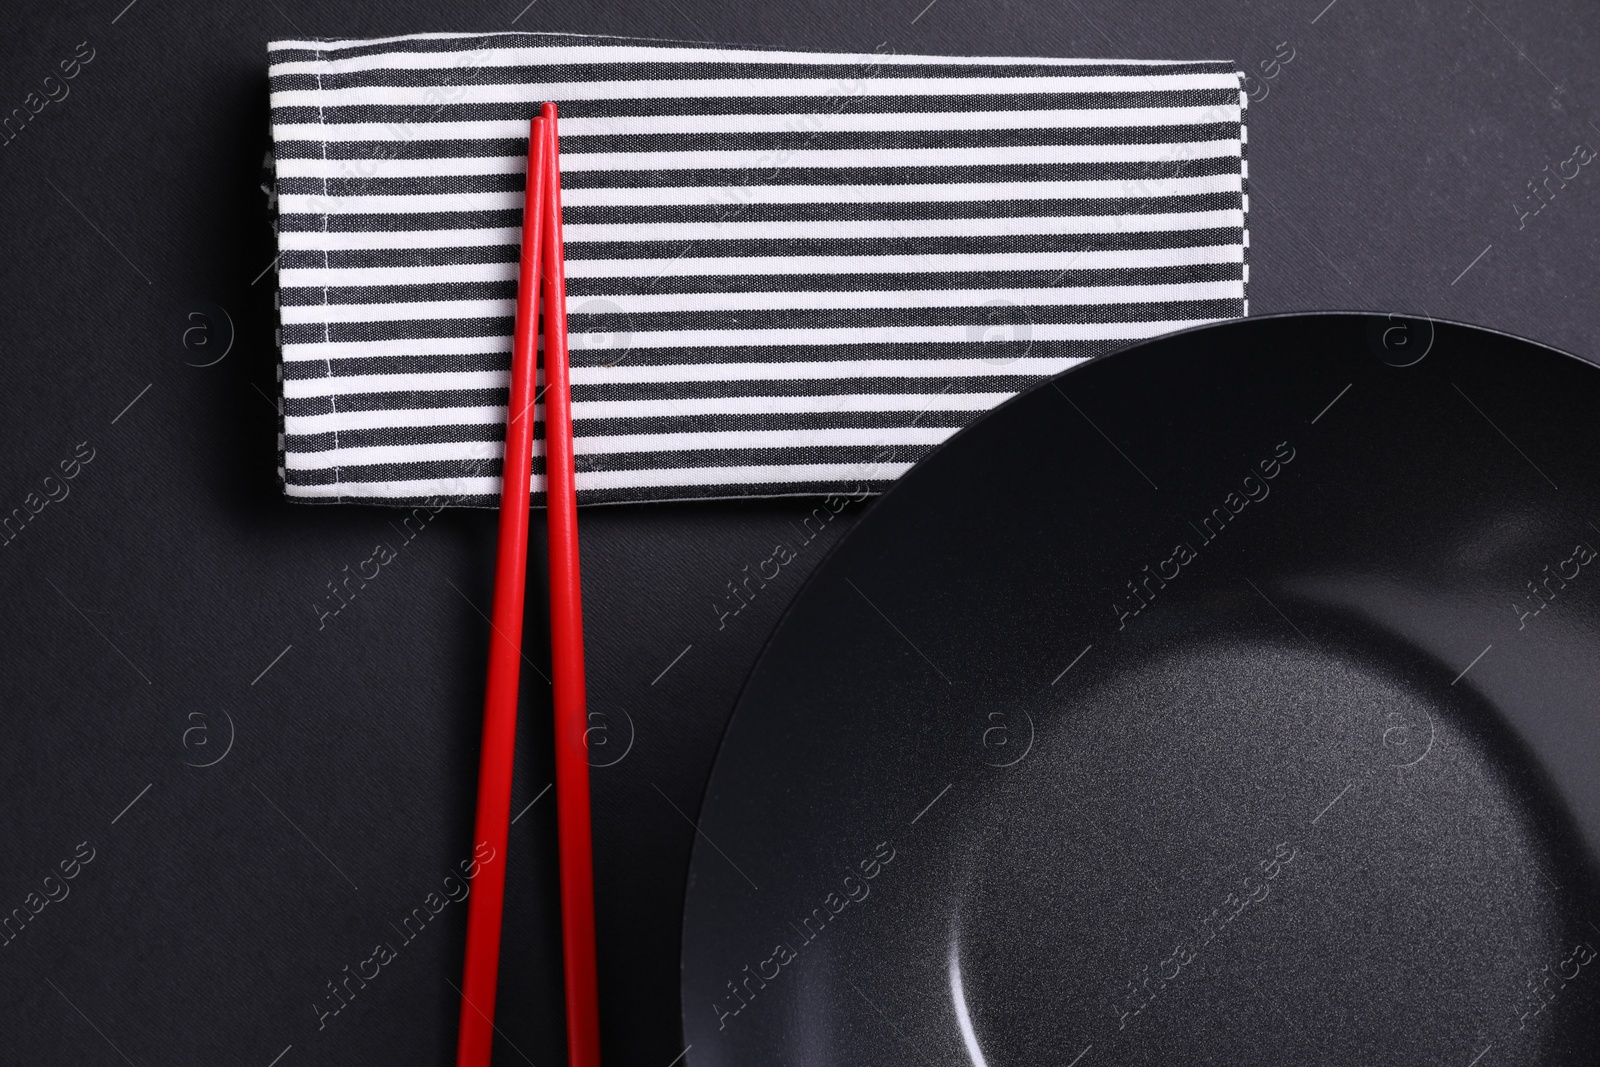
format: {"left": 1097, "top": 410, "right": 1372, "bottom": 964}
{"left": 454, "top": 114, "right": 547, "bottom": 1067}
{"left": 540, "top": 100, "right": 603, "bottom": 1067}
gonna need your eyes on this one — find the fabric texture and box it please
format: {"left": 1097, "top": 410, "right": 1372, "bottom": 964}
{"left": 267, "top": 33, "right": 1249, "bottom": 506}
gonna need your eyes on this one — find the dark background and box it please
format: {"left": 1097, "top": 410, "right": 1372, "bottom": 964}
{"left": 0, "top": 1, "right": 1595, "bottom": 1065}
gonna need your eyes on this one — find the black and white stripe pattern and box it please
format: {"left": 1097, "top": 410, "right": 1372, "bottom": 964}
{"left": 267, "top": 33, "right": 1248, "bottom": 506}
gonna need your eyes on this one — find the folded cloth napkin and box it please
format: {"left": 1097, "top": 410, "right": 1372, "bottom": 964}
{"left": 267, "top": 33, "right": 1247, "bottom": 506}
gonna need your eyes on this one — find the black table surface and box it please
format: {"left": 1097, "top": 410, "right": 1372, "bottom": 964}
{"left": 1, "top": 1, "right": 1596, "bottom": 1064}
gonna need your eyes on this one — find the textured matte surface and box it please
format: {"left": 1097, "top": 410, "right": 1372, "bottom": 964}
{"left": 683, "top": 315, "right": 1600, "bottom": 1065}
{"left": 2, "top": 0, "right": 1599, "bottom": 1064}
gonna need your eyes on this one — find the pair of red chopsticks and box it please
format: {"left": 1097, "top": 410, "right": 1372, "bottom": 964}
{"left": 455, "top": 103, "right": 601, "bottom": 1067}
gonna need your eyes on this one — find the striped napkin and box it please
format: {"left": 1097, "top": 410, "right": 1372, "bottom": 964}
{"left": 267, "top": 33, "right": 1248, "bottom": 506}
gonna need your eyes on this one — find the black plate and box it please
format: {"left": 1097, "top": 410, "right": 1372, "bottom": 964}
{"left": 680, "top": 314, "right": 1600, "bottom": 1066}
